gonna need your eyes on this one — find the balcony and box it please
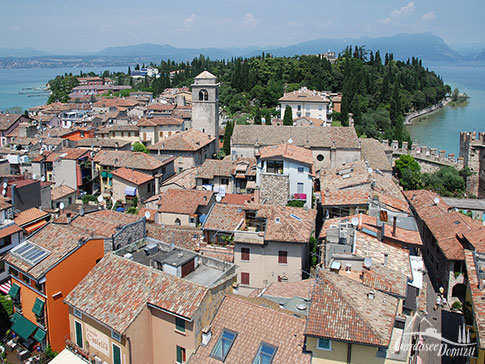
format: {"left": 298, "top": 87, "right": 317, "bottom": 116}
{"left": 65, "top": 337, "right": 93, "bottom": 363}
{"left": 292, "top": 193, "right": 307, "bottom": 200}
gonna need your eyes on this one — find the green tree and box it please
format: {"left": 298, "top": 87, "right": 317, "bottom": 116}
{"left": 132, "top": 142, "right": 149, "bottom": 154}
{"left": 283, "top": 105, "right": 293, "bottom": 125}
{"left": 423, "top": 166, "right": 466, "bottom": 197}
{"left": 394, "top": 155, "right": 422, "bottom": 190}
{"left": 223, "top": 120, "right": 234, "bottom": 155}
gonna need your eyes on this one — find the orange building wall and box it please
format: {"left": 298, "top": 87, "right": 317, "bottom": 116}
{"left": 62, "top": 130, "right": 94, "bottom": 141}
{"left": 44, "top": 238, "right": 105, "bottom": 352}
{"left": 12, "top": 277, "right": 44, "bottom": 326}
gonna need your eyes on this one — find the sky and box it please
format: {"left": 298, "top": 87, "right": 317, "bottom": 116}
{"left": 1, "top": 0, "right": 484, "bottom": 53}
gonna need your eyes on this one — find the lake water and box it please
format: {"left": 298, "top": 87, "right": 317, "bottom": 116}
{"left": 406, "top": 65, "right": 485, "bottom": 155}
{"left": 0, "top": 66, "right": 126, "bottom": 112}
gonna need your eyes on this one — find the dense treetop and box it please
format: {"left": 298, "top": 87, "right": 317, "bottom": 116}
{"left": 48, "top": 47, "right": 450, "bottom": 145}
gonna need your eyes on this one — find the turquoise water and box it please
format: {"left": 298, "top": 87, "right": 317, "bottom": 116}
{"left": 406, "top": 65, "right": 485, "bottom": 155}
{"left": 0, "top": 67, "right": 126, "bottom": 112}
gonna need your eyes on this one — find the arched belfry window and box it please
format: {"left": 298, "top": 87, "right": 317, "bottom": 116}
{"left": 199, "top": 89, "right": 208, "bottom": 101}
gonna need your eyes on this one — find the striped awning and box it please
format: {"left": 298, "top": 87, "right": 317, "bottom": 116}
{"left": 0, "top": 281, "right": 11, "bottom": 295}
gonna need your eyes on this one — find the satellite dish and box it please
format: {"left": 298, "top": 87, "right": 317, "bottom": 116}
{"left": 215, "top": 195, "right": 222, "bottom": 202}
{"left": 1, "top": 189, "right": 5, "bottom": 196}
{"left": 79, "top": 208, "right": 85, "bottom": 216}
{"left": 433, "top": 197, "right": 440, "bottom": 205}
{"left": 288, "top": 138, "right": 293, "bottom": 144}
{"left": 351, "top": 217, "right": 359, "bottom": 227}
{"left": 97, "top": 195, "right": 104, "bottom": 203}
{"left": 145, "top": 211, "right": 151, "bottom": 219}
{"left": 40, "top": 150, "right": 44, "bottom": 155}
{"left": 364, "top": 257, "right": 373, "bottom": 268}
{"left": 41, "top": 176, "right": 46, "bottom": 182}
{"left": 32, "top": 173, "right": 37, "bottom": 180}
{"left": 59, "top": 202, "right": 65, "bottom": 210}
{"left": 2, "top": 182, "right": 7, "bottom": 189}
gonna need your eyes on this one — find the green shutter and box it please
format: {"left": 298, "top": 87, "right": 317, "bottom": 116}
{"left": 8, "top": 283, "right": 20, "bottom": 298}
{"left": 32, "top": 298, "right": 44, "bottom": 316}
{"left": 175, "top": 317, "right": 185, "bottom": 333}
{"left": 113, "top": 344, "right": 121, "bottom": 364}
{"left": 75, "top": 321, "right": 83, "bottom": 348}
{"left": 176, "top": 346, "right": 183, "bottom": 363}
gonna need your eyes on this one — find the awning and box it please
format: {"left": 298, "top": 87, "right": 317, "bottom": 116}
{"left": 24, "top": 220, "right": 47, "bottom": 234}
{"left": 11, "top": 314, "right": 37, "bottom": 340}
{"left": 11, "top": 312, "right": 21, "bottom": 323}
{"left": 33, "top": 328, "right": 46, "bottom": 342}
{"left": 32, "top": 298, "right": 44, "bottom": 316}
{"left": 101, "top": 171, "right": 108, "bottom": 178}
{"left": 0, "top": 281, "right": 11, "bottom": 295}
{"left": 8, "top": 283, "right": 20, "bottom": 298}
{"left": 246, "top": 181, "right": 257, "bottom": 189}
{"left": 124, "top": 186, "right": 137, "bottom": 196}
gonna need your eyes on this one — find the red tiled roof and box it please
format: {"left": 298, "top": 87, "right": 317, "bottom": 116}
{"left": 189, "top": 295, "right": 311, "bottom": 364}
{"left": 305, "top": 269, "right": 398, "bottom": 347}
{"left": 65, "top": 253, "right": 208, "bottom": 334}
{"left": 112, "top": 167, "right": 154, "bottom": 185}
{"left": 258, "top": 144, "right": 314, "bottom": 168}
{"left": 464, "top": 250, "right": 485, "bottom": 349}
{"left": 137, "top": 117, "right": 183, "bottom": 127}
{"left": 50, "top": 185, "right": 76, "bottom": 201}
{"left": 14, "top": 208, "right": 49, "bottom": 227}
{"left": 157, "top": 189, "right": 212, "bottom": 215}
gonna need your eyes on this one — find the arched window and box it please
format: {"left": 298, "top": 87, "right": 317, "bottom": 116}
{"left": 199, "top": 89, "right": 208, "bottom": 101}
{"left": 174, "top": 218, "right": 181, "bottom": 226}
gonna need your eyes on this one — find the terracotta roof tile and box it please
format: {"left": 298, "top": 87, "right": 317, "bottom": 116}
{"left": 196, "top": 159, "right": 234, "bottom": 179}
{"left": 65, "top": 254, "right": 208, "bottom": 333}
{"left": 146, "top": 224, "right": 202, "bottom": 251}
{"left": 137, "top": 117, "right": 183, "bottom": 127}
{"left": 305, "top": 269, "right": 398, "bottom": 347}
{"left": 112, "top": 167, "right": 154, "bottom": 185}
{"left": 360, "top": 138, "right": 392, "bottom": 172}
{"left": 189, "top": 295, "right": 311, "bottom": 364}
{"left": 161, "top": 167, "right": 198, "bottom": 190}
{"left": 50, "top": 185, "right": 76, "bottom": 201}
{"left": 14, "top": 208, "right": 49, "bottom": 227}
{"left": 93, "top": 150, "right": 172, "bottom": 171}
{"left": 157, "top": 189, "right": 212, "bottom": 215}
{"left": 258, "top": 144, "right": 314, "bottom": 173}
{"left": 147, "top": 129, "right": 215, "bottom": 152}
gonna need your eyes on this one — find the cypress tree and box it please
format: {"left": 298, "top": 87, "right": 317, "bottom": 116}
{"left": 283, "top": 105, "right": 293, "bottom": 125}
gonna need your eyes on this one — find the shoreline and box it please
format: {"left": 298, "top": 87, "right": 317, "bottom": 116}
{"left": 404, "top": 97, "right": 452, "bottom": 125}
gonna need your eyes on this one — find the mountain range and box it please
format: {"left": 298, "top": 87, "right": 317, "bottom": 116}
{"left": 1, "top": 33, "right": 484, "bottom": 65}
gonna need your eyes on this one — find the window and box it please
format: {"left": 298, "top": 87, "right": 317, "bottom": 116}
{"left": 241, "top": 248, "right": 250, "bottom": 261}
{"left": 75, "top": 321, "right": 83, "bottom": 348}
{"left": 266, "top": 160, "right": 283, "bottom": 174}
{"left": 297, "top": 182, "right": 304, "bottom": 194}
{"left": 0, "top": 261, "right": 4, "bottom": 273}
{"left": 159, "top": 131, "right": 163, "bottom": 137}
{"left": 297, "top": 105, "right": 301, "bottom": 111}
{"left": 10, "top": 268, "right": 18, "bottom": 277}
{"left": 210, "top": 329, "right": 237, "bottom": 361}
{"left": 376, "top": 347, "right": 387, "bottom": 358}
{"left": 305, "top": 112, "right": 311, "bottom": 116}
{"left": 175, "top": 317, "right": 186, "bottom": 333}
{"left": 316, "top": 154, "right": 324, "bottom": 161}
{"left": 297, "top": 167, "right": 304, "bottom": 173}
{"left": 174, "top": 218, "right": 181, "bottom": 226}
{"left": 278, "top": 251, "right": 288, "bottom": 264}
{"left": 113, "top": 343, "right": 122, "bottom": 364}
{"left": 199, "top": 89, "right": 208, "bottom": 101}
{"left": 317, "top": 338, "right": 332, "bottom": 351}
{"left": 252, "top": 343, "right": 277, "bottom": 364}
{"left": 241, "top": 272, "right": 250, "bottom": 285}
{"left": 221, "top": 178, "right": 229, "bottom": 185}
{"left": 176, "top": 345, "right": 186, "bottom": 363}
{"left": 21, "top": 274, "right": 30, "bottom": 285}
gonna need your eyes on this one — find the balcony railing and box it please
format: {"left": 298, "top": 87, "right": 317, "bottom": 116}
{"left": 65, "top": 337, "right": 93, "bottom": 363}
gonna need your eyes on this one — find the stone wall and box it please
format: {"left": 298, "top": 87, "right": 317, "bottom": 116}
{"left": 460, "top": 131, "right": 485, "bottom": 198}
{"left": 110, "top": 218, "right": 146, "bottom": 251}
{"left": 260, "top": 174, "right": 289, "bottom": 206}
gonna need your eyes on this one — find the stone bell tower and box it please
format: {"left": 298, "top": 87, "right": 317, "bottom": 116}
{"left": 191, "top": 71, "right": 219, "bottom": 139}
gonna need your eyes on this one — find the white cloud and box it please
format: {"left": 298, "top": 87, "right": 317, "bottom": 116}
{"left": 390, "top": 2, "right": 415, "bottom": 18}
{"left": 420, "top": 11, "right": 436, "bottom": 22}
{"left": 379, "top": 17, "right": 391, "bottom": 25}
{"left": 243, "top": 13, "right": 258, "bottom": 28}
{"left": 184, "top": 13, "right": 196, "bottom": 28}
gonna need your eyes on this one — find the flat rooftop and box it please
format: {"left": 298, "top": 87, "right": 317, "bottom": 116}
{"left": 117, "top": 238, "right": 235, "bottom": 288}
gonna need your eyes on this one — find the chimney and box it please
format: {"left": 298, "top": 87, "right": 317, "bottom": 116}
{"left": 384, "top": 253, "right": 388, "bottom": 267}
{"left": 155, "top": 176, "right": 160, "bottom": 195}
{"left": 392, "top": 216, "right": 397, "bottom": 237}
{"left": 348, "top": 113, "right": 354, "bottom": 128}
{"left": 115, "top": 142, "right": 119, "bottom": 151}
{"left": 367, "top": 290, "right": 375, "bottom": 300}
{"left": 254, "top": 188, "right": 260, "bottom": 204}
{"left": 202, "top": 327, "right": 212, "bottom": 346}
